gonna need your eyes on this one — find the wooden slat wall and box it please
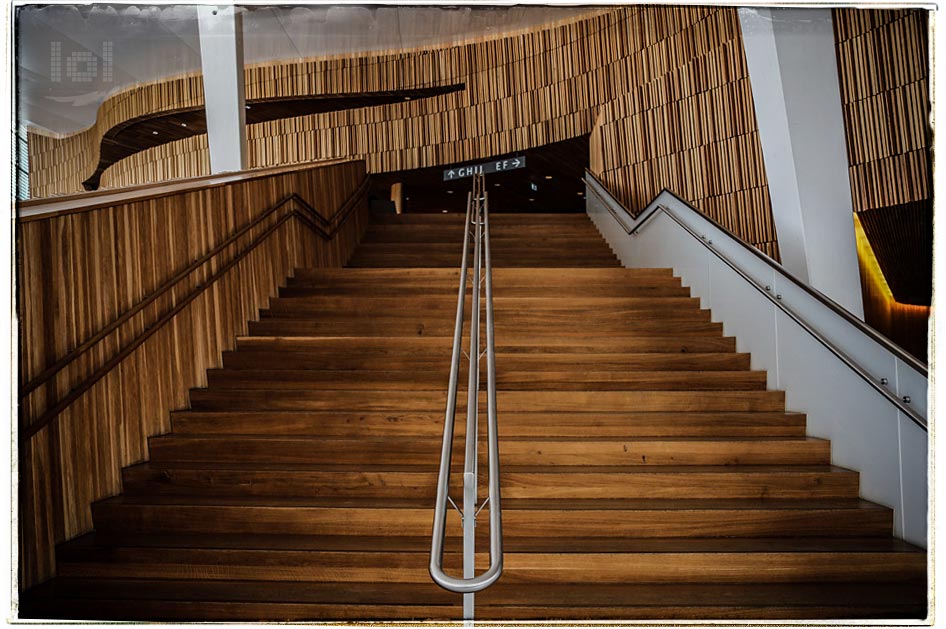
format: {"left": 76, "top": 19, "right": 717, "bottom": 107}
{"left": 28, "top": 9, "right": 610, "bottom": 197}
{"left": 28, "top": 75, "right": 207, "bottom": 198}
{"left": 834, "top": 8, "right": 931, "bottom": 359}
{"left": 237, "top": 8, "right": 629, "bottom": 176}
{"left": 99, "top": 134, "right": 210, "bottom": 190}
{"left": 29, "top": 6, "right": 779, "bottom": 252}
{"left": 834, "top": 8, "right": 931, "bottom": 213}
{"left": 588, "top": 7, "right": 778, "bottom": 259}
{"left": 17, "top": 160, "right": 369, "bottom": 589}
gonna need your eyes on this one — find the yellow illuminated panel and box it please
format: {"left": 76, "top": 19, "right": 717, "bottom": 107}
{"left": 852, "top": 213, "right": 894, "bottom": 302}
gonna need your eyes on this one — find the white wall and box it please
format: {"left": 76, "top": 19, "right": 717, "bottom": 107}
{"left": 738, "top": 7, "right": 864, "bottom": 319}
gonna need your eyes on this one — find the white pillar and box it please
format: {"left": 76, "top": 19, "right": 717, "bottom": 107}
{"left": 197, "top": 5, "right": 247, "bottom": 174}
{"left": 738, "top": 7, "right": 864, "bottom": 318}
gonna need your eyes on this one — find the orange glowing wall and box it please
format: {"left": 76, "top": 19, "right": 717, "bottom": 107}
{"left": 853, "top": 214, "right": 930, "bottom": 362}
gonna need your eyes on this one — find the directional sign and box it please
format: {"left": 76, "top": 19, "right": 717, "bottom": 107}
{"left": 443, "top": 156, "right": 526, "bottom": 181}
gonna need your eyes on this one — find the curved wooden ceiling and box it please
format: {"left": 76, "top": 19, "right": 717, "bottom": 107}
{"left": 83, "top": 84, "right": 465, "bottom": 190}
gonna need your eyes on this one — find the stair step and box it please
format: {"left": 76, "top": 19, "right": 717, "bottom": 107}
{"left": 347, "top": 254, "right": 621, "bottom": 268}
{"left": 148, "top": 435, "right": 828, "bottom": 466}
{"left": 122, "top": 462, "right": 859, "bottom": 499}
{"left": 222, "top": 350, "right": 750, "bottom": 371}
{"left": 284, "top": 267, "right": 682, "bottom": 296}
{"left": 56, "top": 536, "right": 919, "bottom": 585}
{"left": 188, "top": 389, "right": 786, "bottom": 412}
{"left": 247, "top": 318, "right": 725, "bottom": 337}
{"left": 204, "top": 368, "right": 767, "bottom": 391}
{"left": 280, "top": 283, "right": 690, "bottom": 297}
{"left": 235, "top": 334, "right": 738, "bottom": 353}
{"left": 368, "top": 212, "right": 594, "bottom": 225}
{"left": 66, "top": 532, "right": 918, "bottom": 553}
{"left": 265, "top": 296, "right": 703, "bottom": 315}
{"left": 170, "top": 410, "right": 807, "bottom": 438}
{"left": 289, "top": 266, "right": 675, "bottom": 282}
{"left": 23, "top": 575, "right": 925, "bottom": 621}
{"left": 362, "top": 231, "right": 605, "bottom": 244}
{"left": 90, "top": 495, "right": 889, "bottom": 538}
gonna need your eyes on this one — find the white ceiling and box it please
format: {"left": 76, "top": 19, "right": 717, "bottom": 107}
{"left": 17, "top": 4, "right": 591, "bottom": 135}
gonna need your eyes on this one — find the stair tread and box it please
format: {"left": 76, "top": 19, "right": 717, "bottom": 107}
{"left": 60, "top": 532, "right": 921, "bottom": 554}
{"left": 24, "top": 577, "right": 926, "bottom": 617}
{"left": 97, "top": 494, "right": 884, "bottom": 510}
{"left": 126, "top": 461, "right": 851, "bottom": 474}
{"left": 153, "top": 434, "right": 823, "bottom": 443}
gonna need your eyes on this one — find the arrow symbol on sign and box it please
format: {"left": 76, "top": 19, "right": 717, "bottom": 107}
{"left": 511, "top": 159, "right": 521, "bottom": 167}
{"left": 447, "top": 170, "right": 455, "bottom": 178}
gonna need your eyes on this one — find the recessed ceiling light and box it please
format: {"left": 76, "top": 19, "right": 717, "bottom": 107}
{"left": 528, "top": 198, "right": 535, "bottom": 202}
{"left": 152, "top": 130, "right": 158, "bottom": 135}
{"left": 442, "top": 210, "right": 448, "bottom": 213}
{"left": 577, "top": 191, "right": 584, "bottom": 195}
{"left": 245, "top": 105, "right": 251, "bottom": 110}
{"left": 446, "top": 190, "right": 454, "bottom": 194}
{"left": 404, "top": 96, "right": 411, "bottom": 101}
{"left": 494, "top": 183, "right": 500, "bottom": 187}
{"left": 181, "top": 123, "right": 187, "bottom": 127}
{"left": 405, "top": 197, "right": 410, "bottom": 201}
{"left": 544, "top": 175, "right": 553, "bottom": 180}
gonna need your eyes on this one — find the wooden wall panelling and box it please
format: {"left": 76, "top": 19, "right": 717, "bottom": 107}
{"left": 28, "top": 9, "right": 611, "bottom": 198}
{"left": 28, "top": 73, "right": 207, "bottom": 198}
{"left": 833, "top": 8, "right": 931, "bottom": 360}
{"left": 17, "top": 160, "right": 369, "bottom": 588}
{"left": 834, "top": 8, "right": 930, "bottom": 212}
{"left": 589, "top": 7, "right": 779, "bottom": 259}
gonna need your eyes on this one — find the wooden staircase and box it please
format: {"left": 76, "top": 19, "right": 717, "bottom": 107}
{"left": 22, "top": 212, "right": 927, "bottom": 621}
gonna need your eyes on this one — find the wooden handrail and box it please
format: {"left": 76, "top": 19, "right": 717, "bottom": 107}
{"left": 17, "top": 159, "right": 353, "bottom": 221}
{"left": 20, "top": 175, "right": 369, "bottom": 442}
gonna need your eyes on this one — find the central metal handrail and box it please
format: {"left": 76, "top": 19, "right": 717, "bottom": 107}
{"left": 429, "top": 173, "right": 503, "bottom": 619}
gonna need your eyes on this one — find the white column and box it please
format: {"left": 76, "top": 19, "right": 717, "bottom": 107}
{"left": 197, "top": 5, "right": 247, "bottom": 174}
{"left": 738, "top": 7, "right": 864, "bottom": 318}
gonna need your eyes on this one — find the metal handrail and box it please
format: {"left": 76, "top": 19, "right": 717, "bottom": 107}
{"left": 583, "top": 171, "right": 928, "bottom": 431}
{"left": 429, "top": 174, "right": 503, "bottom": 618}
{"left": 584, "top": 168, "right": 928, "bottom": 378}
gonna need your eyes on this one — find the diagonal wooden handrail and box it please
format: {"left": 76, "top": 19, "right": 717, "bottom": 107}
{"left": 19, "top": 175, "right": 368, "bottom": 442}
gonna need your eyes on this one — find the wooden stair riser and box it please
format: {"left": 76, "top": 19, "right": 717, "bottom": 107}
{"left": 247, "top": 319, "right": 725, "bottom": 337}
{"left": 57, "top": 547, "right": 920, "bottom": 585}
{"left": 187, "top": 389, "right": 787, "bottom": 412}
{"left": 222, "top": 350, "right": 751, "bottom": 372}
{"left": 147, "top": 436, "right": 829, "bottom": 466}
{"left": 32, "top": 577, "right": 926, "bottom": 612}
{"left": 204, "top": 369, "right": 768, "bottom": 391}
{"left": 279, "top": 284, "right": 692, "bottom": 298}
{"left": 121, "top": 465, "right": 860, "bottom": 500}
{"left": 89, "top": 503, "right": 890, "bottom": 538}
{"left": 236, "top": 335, "right": 738, "bottom": 354}
{"left": 264, "top": 297, "right": 705, "bottom": 317}
{"left": 170, "top": 411, "right": 807, "bottom": 438}
{"left": 287, "top": 265, "right": 680, "bottom": 288}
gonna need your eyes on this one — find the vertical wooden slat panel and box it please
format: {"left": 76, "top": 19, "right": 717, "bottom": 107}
{"left": 588, "top": 8, "right": 778, "bottom": 258}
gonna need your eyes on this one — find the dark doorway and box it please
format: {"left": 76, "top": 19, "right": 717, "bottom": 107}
{"left": 370, "top": 135, "right": 590, "bottom": 214}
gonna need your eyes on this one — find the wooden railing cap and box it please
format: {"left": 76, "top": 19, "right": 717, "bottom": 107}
{"left": 17, "top": 159, "right": 357, "bottom": 221}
